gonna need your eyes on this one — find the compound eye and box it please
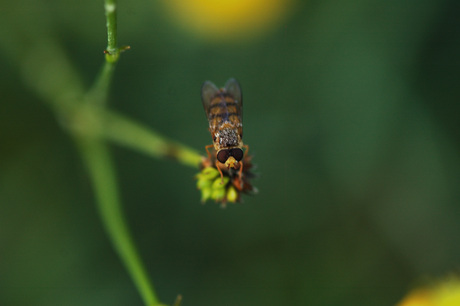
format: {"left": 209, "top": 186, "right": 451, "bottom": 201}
{"left": 217, "top": 149, "right": 230, "bottom": 163}
{"left": 230, "top": 148, "right": 244, "bottom": 161}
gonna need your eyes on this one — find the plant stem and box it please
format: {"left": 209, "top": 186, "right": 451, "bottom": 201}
{"left": 1, "top": 4, "right": 199, "bottom": 305}
{"left": 77, "top": 137, "right": 162, "bottom": 306}
{"left": 87, "top": 61, "right": 116, "bottom": 107}
{"left": 105, "top": 0, "right": 118, "bottom": 57}
{"left": 103, "top": 111, "right": 203, "bottom": 168}
{"left": 72, "top": 1, "right": 165, "bottom": 304}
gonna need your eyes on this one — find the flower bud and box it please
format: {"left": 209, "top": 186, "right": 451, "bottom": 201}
{"left": 226, "top": 186, "right": 239, "bottom": 203}
{"left": 212, "top": 176, "right": 230, "bottom": 189}
{"left": 200, "top": 187, "right": 212, "bottom": 203}
{"left": 211, "top": 187, "right": 226, "bottom": 202}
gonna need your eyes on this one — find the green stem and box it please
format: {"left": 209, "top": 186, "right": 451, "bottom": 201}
{"left": 73, "top": 1, "right": 164, "bottom": 303}
{"left": 62, "top": 103, "right": 203, "bottom": 169}
{"left": 103, "top": 111, "right": 203, "bottom": 168}
{"left": 77, "top": 137, "right": 161, "bottom": 306}
{"left": 105, "top": 0, "right": 118, "bottom": 56}
{"left": 1, "top": 3, "right": 198, "bottom": 305}
{"left": 87, "top": 61, "right": 116, "bottom": 106}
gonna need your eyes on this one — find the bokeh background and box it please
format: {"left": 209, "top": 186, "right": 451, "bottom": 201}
{"left": 1, "top": 0, "right": 460, "bottom": 305}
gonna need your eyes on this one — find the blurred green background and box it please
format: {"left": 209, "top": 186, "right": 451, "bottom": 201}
{"left": 1, "top": 0, "right": 460, "bottom": 305}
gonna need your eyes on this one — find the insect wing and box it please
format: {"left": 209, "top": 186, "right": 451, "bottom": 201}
{"left": 224, "top": 78, "right": 243, "bottom": 121}
{"left": 201, "top": 81, "right": 219, "bottom": 118}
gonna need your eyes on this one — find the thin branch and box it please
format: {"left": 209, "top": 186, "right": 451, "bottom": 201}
{"left": 1, "top": 4, "right": 202, "bottom": 305}
{"left": 76, "top": 137, "right": 162, "bottom": 306}
{"left": 104, "top": 0, "right": 118, "bottom": 57}
{"left": 103, "top": 111, "right": 203, "bottom": 168}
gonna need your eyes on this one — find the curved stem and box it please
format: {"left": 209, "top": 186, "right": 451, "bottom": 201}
{"left": 1, "top": 2, "right": 195, "bottom": 305}
{"left": 77, "top": 137, "right": 162, "bottom": 306}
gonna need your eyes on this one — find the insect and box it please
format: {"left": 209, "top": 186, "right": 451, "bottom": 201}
{"left": 201, "top": 78, "right": 249, "bottom": 183}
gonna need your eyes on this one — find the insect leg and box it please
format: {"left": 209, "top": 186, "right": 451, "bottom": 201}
{"left": 243, "top": 144, "right": 249, "bottom": 157}
{"left": 205, "top": 144, "right": 214, "bottom": 160}
{"left": 215, "top": 161, "right": 225, "bottom": 184}
{"left": 238, "top": 161, "right": 244, "bottom": 189}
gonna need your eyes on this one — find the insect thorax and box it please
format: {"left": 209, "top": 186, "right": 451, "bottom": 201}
{"left": 213, "top": 126, "right": 241, "bottom": 149}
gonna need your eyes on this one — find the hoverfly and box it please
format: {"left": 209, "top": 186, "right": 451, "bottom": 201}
{"left": 201, "top": 78, "right": 248, "bottom": 183}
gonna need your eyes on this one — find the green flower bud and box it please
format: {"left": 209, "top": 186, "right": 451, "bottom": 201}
{"left": 211, "top": 187, "right": 226, "bottom": 201}
{"left": 197, "top": 167, "right": 220, "bottom": 180}
{"left": 201, "top": 187, "right": 213, "bottom": 203}
{"left": 226, "top": 185, "right": 238, "bottom": 203}
{"left": 196, "top": 151, "right": 256, "bottom": 204}
{"left": 212, "top": 176, "right": 229, "bottom": 189}
{"left": 196, "top": 177, "right": 212, "bottom": 189}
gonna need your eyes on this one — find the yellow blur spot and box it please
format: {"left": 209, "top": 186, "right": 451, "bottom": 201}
{"left": 398, "top": 278, "right": 460, "bottom": 306}
{"left": 398, "top": 289, "right": 433, "bottom": 306}
{"left": 161, "top": 0, "right": 295, "bottom": 42}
